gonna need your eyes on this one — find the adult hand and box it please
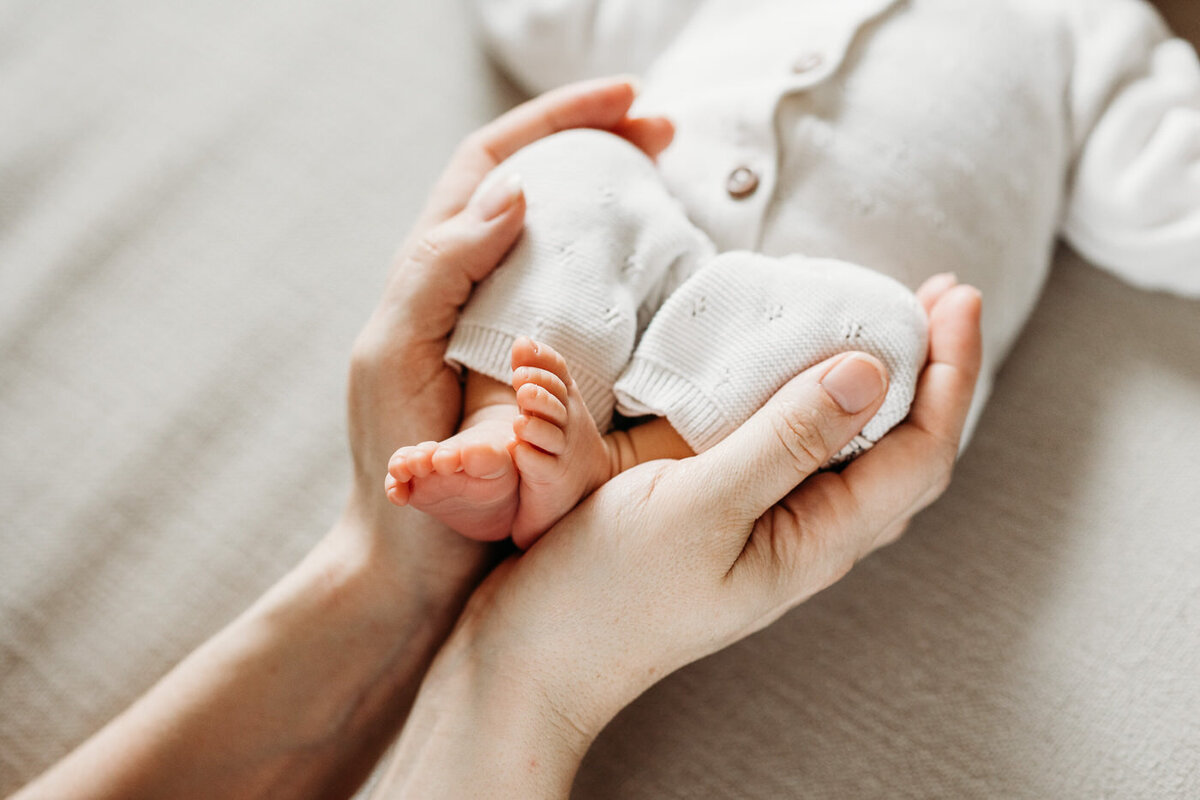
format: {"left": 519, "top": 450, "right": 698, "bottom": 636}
{"left": 376, "top": 276, "right": 983, "bottom": 798}
{"left": 13, "top": 76, "right": 676, "bottom": 800}
{"left": 341, "top": 75, "right": 676, "bottom": 600}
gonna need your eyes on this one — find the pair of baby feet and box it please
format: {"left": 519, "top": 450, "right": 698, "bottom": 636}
{"left": 384, "top": 337, "right": 613, "bottom": 550}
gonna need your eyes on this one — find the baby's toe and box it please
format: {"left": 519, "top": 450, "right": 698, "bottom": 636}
{"left": 515, "top": 381, "right": 568, "bottom": 427}
{"left": 404, "top": 442, "right": 438, "bottom": 478}
{"left": 388, "top": 447, "right": 417, "bottom": 481}
{"left": 511, "top": 441, "right": 560, "bottom": 483}
{"left": 514, "top": 413, "right": 567, "bottom": 455}
{"left": 511, "top": 365, "right": 568, "bottom": 406}
{"left": 384, "top": 472, "right": 411, "bottom": 506}
{"left": 511, "top": 338, "right": 571, "bottom": 385}
{"left": 431, "top": 445, "right": 462, "bottom": 476}
{"left": 458, "top": 440, "right": 514, "bottom": 480}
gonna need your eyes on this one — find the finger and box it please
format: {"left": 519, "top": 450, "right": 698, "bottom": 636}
{"left": 731, "top": 477, "right": 914, "bottom": 614}
{"left": 802, "top": 285, "right": 983, "bottom": 556}
{"left": 915, "top": 272, "right": 958, "bottom": 315}
{"left": 364, "top": 178, "right": 527, "bottom": 351}
{"left": 675, "top": 351, "right": 890, "bottom": 524}
{"left": 420, "top": 76, "right": 642, "bottom": 226}
{"left": 874, "top": 518, "right": 910, "bottom": 549}
{"left": 730, "top": 285, "right": 981, "bottom": 609}
{"left": 610, "top": 116, "right": 675, "bottom": 160}
{"left": 902, "top": 283, "right": 983, "bottom": 451}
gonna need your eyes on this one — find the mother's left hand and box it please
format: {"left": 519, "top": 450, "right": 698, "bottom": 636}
{"left": 340, "top": 76, "right": 675, "bottom": 601}
{"left": 9, "top": 77, "right": 677, "bottom": 800}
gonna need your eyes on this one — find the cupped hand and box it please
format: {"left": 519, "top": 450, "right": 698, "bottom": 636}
{"left": 409, "top": 276, "right": 982, "bottom": 792}
{"left": 338, "top": 77, "right": 675, "bottom": 598}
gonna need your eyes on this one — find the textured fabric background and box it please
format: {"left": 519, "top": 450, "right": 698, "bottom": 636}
{"left": 1, "top": 1, "right": 1198, "bottom": 797}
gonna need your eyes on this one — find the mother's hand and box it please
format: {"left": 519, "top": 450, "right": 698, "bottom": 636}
{"left": 11, "top": 78, "right": 677, "bottom": 800}
{"left": 339, "top": 76, "right": 674, "bottom": 598}
{"left": 379, "top": 277, "right": 982, "bottom": 798}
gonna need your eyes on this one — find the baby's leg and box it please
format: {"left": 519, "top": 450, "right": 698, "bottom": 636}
{"left": 444, "top": 127, "right": 714, "bottom": 427}
{"left": 506, "top": 339, "right": 614, "bottom": 549}
{"left": 389, "top": 129, "right": 714, "bottom": 545}
{"left": 507, "top": 341, "right": 695, "bottom": 548}
{"left": 614, "top": 251, "right": 929, "bottom": 464}
{"left": 605, "top": 417, "right": 695, "bottom": 475}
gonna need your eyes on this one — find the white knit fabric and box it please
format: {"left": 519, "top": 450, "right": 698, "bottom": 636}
{"left": 445, "top": 129, "right": 715, "bottom": 426}
{"left": 473, "top": 0, "right": 1200, "bottom": 444}
{"left": 614, "top": 252, "right": 927, "bottom": 459}
{"left": 447, "top": 129, "right": 928, "bottom": 457}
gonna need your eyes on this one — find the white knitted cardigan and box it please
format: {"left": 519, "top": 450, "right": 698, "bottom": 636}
{"left": 472, "top": 0, "right": 1200, "bottom": 433}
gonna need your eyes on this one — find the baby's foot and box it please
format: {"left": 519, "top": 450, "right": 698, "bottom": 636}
{"left": 508, "top": 337, "right": 613, "bottom": 550}
{"left": 385, "top": 417, "right": 518, "bottom": 542}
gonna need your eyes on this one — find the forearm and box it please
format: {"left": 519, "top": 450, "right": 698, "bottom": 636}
{"left": 368, "top": 607, "right": 594, "bottom": 800}
{"left": 15, "top": 505, "right": 484, "bottom": 800}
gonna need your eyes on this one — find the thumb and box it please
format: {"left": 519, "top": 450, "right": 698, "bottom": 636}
{"left": 404, "top": 170, "right": 527, "bottom": 284}
{"left": 381, "top": 172, "right": 527, "bottom": 341}
{"left": 683, "top": 352, "right": 889, "bottom": 521}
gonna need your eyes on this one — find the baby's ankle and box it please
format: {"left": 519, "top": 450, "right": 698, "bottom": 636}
{"left": 462, "top": 370, "right": 519, "bottom": 428}
{"left": 603, "top": 429, "right": 639, "bottom": 478}
{"left": 604, "top": 418, "right": 695, "bottom": 477}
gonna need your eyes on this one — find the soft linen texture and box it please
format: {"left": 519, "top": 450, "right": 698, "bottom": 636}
{"left": 1, "top": 2, "right": 1199, "bottom": 798}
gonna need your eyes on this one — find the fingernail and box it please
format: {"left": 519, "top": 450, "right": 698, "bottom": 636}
{"left": 821, "top": 354, "right": 887, "bottom": 414}
{"left": 470, "top": 172, "right": 523, "bottom": 220}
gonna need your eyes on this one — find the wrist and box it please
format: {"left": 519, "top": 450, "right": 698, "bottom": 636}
{"left": 377, "top": 609, "right": 594, "bottom": 799}
{"left": 335, "top": 485, "right": 495, "bottom": 618}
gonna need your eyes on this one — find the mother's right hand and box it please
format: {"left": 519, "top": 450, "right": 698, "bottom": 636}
{"left": 379, "top": 277, "right": 982, "bottom": 798}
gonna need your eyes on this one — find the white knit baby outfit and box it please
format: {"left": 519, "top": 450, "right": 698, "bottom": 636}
{"left": 446, "top": 130, "right": 928, "bottom": 461}
{"left": 468, "top": 0, "right": 1200, "bottom": 447}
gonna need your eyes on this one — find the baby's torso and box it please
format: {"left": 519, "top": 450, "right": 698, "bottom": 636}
{"left": 637, "top": 0, "right": 1076, "bottom": 368}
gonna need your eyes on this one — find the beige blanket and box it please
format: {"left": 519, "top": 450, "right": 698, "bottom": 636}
{"left": 2, "top": 1, "right": 1198, "bottom": 796}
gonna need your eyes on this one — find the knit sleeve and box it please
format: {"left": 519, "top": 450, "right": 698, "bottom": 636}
{"left": 1062, "top": 0, "right": 1200, "bottom": 297}
{"left": 470, "top": 0, "right": 705, "bottom": 94}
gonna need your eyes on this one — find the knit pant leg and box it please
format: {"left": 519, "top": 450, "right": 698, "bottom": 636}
{"left": 445, "top": 129, "right": 714, "bottom": 429}
{"left": 613, "top": 251, "right": 929, "bottom": 463}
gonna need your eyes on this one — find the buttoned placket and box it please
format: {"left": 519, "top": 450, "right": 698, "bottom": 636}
{"left": 715, "top": 49, "right": 840, "bottom": 251}
{"left": 643, "top": 0, "right": 901, "bottom": 253}
{"left": 714, "top": 0, "right": 900, "bottom": 251}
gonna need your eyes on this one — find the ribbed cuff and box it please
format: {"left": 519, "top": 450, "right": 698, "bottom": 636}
{"left": 445, "top": 323, "right": 617, "bottom": 429}
{"left": 613, "top": 356, "right": 733, "bottom": 453}
{"left": 444, "top": 324, "right": 517, "bottom": 384}
{"left": 616, "top": 356, "right": 881, "bottom": 467}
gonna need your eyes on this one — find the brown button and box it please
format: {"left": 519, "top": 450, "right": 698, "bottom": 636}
{"left": 792, "top": 51, "right": 825, "bottom": 74}
{"left": 726, "top": 166, "right": 759, "bottom": 199}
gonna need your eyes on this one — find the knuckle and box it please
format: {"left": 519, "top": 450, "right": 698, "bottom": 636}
{"left": 455, "top": 132, "right": 500, "bottom": 171}
{"left": 770, "top": 403, "right": 829, "bottom": 475}
{"left": 411, "top": 231, "right": 447, "bottom": 266}
{"left": 457, "top": 131, "right": 486, "bottom": 159}
{"left": 931, "top": 448, "right": 956, "bottom": 497}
